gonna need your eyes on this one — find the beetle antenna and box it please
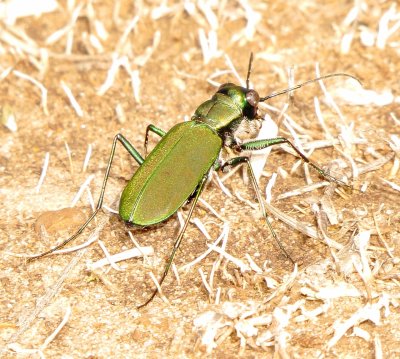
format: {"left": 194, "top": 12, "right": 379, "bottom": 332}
{"left": 259, "top": 73, "right": 361, "bottom": 101}
{"left": 246, "top": 52, "right": 253, "bottom": 89}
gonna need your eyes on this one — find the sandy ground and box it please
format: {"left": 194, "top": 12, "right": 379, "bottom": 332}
{"left": 1, "top": 1, "right": 400, "bottom": 358}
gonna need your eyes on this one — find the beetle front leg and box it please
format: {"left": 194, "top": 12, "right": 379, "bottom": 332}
{"left": 144, "top": 124, "right": 166, "bottom": 157}
{"left": 240, "top": 137, "right": 349, "bottom": 187}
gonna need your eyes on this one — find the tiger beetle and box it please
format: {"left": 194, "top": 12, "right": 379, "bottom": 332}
{"left": 28, "top": 54, "right": 359, "bottom": 308}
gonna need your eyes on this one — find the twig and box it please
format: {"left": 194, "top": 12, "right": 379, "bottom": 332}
{"left": 35, "top": 152, "right": 50, "bottom": 193}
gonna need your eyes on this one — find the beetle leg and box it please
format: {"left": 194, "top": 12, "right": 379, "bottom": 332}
{"left": 137, "top": 174, "right": 209, "bottom": 308}
{"left": 144, "top": 124, "right": 166, "bottom": 157}
{"left": 240, "top": 137, "right": 350, "bottom": 188}
{"left": 220, "top": 156, "right": 295, "bottom": 264}
{"left": 28, "top": 134, "right": 145, "bottom": 261}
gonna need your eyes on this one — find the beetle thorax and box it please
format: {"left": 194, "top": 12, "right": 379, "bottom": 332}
{"left": 192, "top": 83, "right": 261, "bottom": 140}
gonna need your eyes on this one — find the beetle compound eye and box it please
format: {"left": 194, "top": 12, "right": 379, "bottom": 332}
{"left": 246, "top": 90, "right": 259, "bottom": 107}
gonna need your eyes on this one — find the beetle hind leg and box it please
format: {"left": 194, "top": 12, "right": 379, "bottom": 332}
{"left": 27, "top": 134, "right": 145, "bottom": 261}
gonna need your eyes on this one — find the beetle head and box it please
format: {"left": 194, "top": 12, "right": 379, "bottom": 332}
{"left": 217, "top": 83, "right": 260, "bottom": 119}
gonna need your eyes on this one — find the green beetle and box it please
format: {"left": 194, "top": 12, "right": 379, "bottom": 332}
{"left": 29, "top": 55, "right": 358, "bottom": 307}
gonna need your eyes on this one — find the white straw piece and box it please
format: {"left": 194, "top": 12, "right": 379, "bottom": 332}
{"left": 40, "top": 304, "right": 72, "bottom": 351}
{"left": 82, "top": 144, "right": 92, "bottom": 172}
{"left": 35, "top": 152, "right": 50, "bottom": 193}
{"left": 97, "top": 240, "right": 123, "bottom": 271}
{"left": 60, "top": 81, "right": 84, "bottom": 117}
{"left": 70, "top": 174, "right": 95, "bottom": 207}
{"left": 13, "top": 70, "right": 48, "bottom": 115}
{"left": 89, "top": 246, "right": 154, "bottom": 270}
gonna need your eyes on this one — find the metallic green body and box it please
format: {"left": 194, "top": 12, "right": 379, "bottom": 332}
{"left": 193, "top": 92, "right": 242, "bottom": 130}
{"left": 119, "top": 121, "right": 222, "bottom": 226}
